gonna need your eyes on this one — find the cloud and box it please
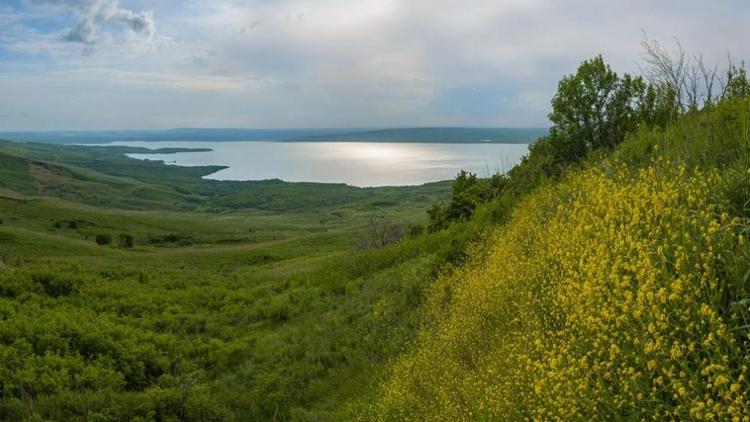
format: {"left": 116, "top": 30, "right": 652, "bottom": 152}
{"left": 114, "top": 9, "right": 155, "bottom": 36}
{"left": 61, "top": 17, "right": 96, "bottom": 44}
{"left": 2, "top": 0, "right": 749, "bottom": 130}
{"left": 30, "top": 0, "right": 155, "bottom": 46}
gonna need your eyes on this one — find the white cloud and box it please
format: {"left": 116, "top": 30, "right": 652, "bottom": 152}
{"left": 30, "top": 0, "right": 155, "bottom": 46}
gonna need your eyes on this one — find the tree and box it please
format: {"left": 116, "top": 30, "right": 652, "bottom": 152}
{"left": 356, "top": 218, "right": 406, "bottom": 250}
{"left": 724, "top": 61, "right": 750, "bottom": 100}
{"left": 641, "top": 35, "right": 748, "bottom": 110}
{"left": 641, "top": 36, "right": 689, "bottom": 112}
{"left": 548, "top": 55, "right": 646, "bottom": 161}
{"left": 427, "top": 171, "right": 497, "bottom": 229}
{"left": 638, "top": 83, "right": 680, "bottom": 127}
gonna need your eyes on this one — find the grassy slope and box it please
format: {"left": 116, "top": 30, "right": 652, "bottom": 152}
{"left": 0, "top": 140, "right": 452, "bottom": 212}
{"left": 0, "top": 141, "right": 457, "bottom": 420}
{"left": 362, "top": 99, "right": 750, "bottom": 420}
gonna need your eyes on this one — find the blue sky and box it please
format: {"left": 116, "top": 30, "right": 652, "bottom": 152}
{"left": 1, "top": 0, "right": 749, "bottom": 130}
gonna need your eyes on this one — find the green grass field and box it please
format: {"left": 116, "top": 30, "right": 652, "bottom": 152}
{"left": 0, "top": 140, "right": 457, "bottom": 421}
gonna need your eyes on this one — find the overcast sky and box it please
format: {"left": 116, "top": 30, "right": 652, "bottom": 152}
{"left": 1, "top": 0, "right": 748, "bottom": 130}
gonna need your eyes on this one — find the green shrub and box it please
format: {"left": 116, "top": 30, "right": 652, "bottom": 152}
{"left": 95, "top": 234, "right": 112, "bottom": 245}
{"left": 119, "top": 234, "right": 134, "bottom": 248}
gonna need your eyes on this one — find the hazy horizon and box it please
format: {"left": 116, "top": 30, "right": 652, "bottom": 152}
{"left": 0, "top": 126, "right": 548, "bottom": 145}
{"left": 0, "top": 125, "right": 549, "bottom": 133}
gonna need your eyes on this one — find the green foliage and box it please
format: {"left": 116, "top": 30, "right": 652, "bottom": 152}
{"left": 427, "top": 171, "right": 502, "bottom": 230}
{"left": 147, "top": 233, "right": 194, "bottom": 246}
{"left": 550, "top": 55, "right": 646, "bottom": 154}
{"left": 0, "top": 139, "right": 452, "bottom": 420}
{"left": 118, "top": 234, "right": 134, "bottom": 248}
{"left": 0, "top": 231, "right": 453, "bottom": 420}
{"left": 95, "top": 234, "right": 112, "bottom": 245}
{"left": 615, "top": 97, "right": 750, "bottom": 170}
{"left": 725, "top": 61, "right": 750, "bottom": 100}
{"left": 428, "top": 54, "right": 739, "bottom": 230}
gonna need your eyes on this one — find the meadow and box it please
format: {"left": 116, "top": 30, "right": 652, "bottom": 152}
{"left": 0, "top": 138, "right": 459, "bottom": 420}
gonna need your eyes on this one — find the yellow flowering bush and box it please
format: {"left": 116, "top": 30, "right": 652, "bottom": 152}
{"left": 363, "top": 161, "right": 750, "bottom": 421}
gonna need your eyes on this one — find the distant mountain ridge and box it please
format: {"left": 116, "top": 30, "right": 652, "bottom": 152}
{"left": 0, "top": 127, "right": 548, "bottom": 145}
{"left": 289, "top": 127, "right": 547, "bottom": 143}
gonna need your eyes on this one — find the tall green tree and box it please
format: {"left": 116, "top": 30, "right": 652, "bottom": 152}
{"left": 548, "top": 55, "right": 647, "bottom": 161}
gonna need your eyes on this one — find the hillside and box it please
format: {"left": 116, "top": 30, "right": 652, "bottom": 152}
{"left": 360, "top": 98, "right": 750, "bottom": 420}
{"left": 0, "top": 140, "right": 456, "bottom": 420}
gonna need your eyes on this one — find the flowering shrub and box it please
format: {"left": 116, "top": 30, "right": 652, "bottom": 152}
{"left": 365, "top": 161, "right": 750, "bottom": 420}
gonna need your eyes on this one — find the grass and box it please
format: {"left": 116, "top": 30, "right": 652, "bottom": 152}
{"left": 0, "top": 139, "right": 455, "bottom": 421}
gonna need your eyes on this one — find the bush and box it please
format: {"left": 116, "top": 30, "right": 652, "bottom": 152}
{"left": 118, "top": 234, "right": 134, "bottom": 248}
{"left": 148, "top": 233, "right": 194, "bottom": 246}
{"left": 406, "top": 223, "right": 424, "bottom": 237}
{"left": 95, "top": 234, "right": 111, "bottom": 245}
{"left": 356, "top": 219, "right": 407, "bottom": 250}
{"left": 32, "top": 271, "right": 80, "bottom": 297}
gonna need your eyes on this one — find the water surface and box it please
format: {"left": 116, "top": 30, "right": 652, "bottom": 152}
{"left": 114, "top": 141, "right": 530, "bottom": 187}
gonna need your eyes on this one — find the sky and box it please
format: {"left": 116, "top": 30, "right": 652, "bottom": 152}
{"left": 0, "top": 0, "right": 749, "bottom": 131}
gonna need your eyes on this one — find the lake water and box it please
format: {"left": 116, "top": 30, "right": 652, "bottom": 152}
{"left": 113, "top": 141, "right": 530, "bottom": 187}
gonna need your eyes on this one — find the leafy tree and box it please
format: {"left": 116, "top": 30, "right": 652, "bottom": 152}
{"left": 446, "top": 171, "right": 484, "bottom": 221}
{"left": 548, "top": 55, "right": 647, "bottom": 160}
{"left": 638, "top": 83, "right": 680, "bottom": 127}
{"left": 725, "top": 61, "right": 750, "bottom": 100}
{"left": 427, "top": 202, "right": 449, "bottom": 231}
{"left": 428, "top": 171, "right": 498, "bottom": 229}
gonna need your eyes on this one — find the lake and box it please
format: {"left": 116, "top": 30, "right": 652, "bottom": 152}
{"left": 113, "top": 141, "right": 531, "bottom": 187}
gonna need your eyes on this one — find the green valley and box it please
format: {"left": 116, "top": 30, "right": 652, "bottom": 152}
{"left": 0, "top": 139, "right": 458, "bottom": 420}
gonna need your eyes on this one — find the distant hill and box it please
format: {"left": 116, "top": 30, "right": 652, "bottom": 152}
{"left": 0, "top": 128, "right": 362, "bottom": 144}
{"left": 290, "top": 127, "right": 548, "bottom": 143}
{"left": 0, "top": 127, "right": 547, "bottom": 145}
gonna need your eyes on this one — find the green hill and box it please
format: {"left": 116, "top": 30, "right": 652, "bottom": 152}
{"left": 0, "top": 139, "right": 456, "bottom": 420}
{"left": 358, "top": 67, "right": 750, "bottom": 419}
{"left": 289, "top": 127, "right": 547, "bottom": 143}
